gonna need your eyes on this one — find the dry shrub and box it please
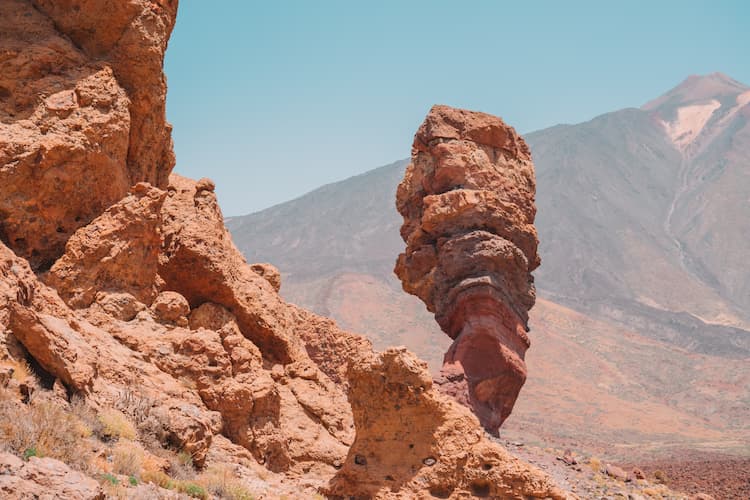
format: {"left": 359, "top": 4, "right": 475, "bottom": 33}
{"left": 98, "top": 408, "right": 137, "bottom": 440}
{"left": 588, "top": 456, "right": 602, "bottom": 472}
{"left": 9, "top": 359, "right": 34, "bottom": 384}
{"left": 141, "top": 454, "right": 175, "bottom": 490}
{"left": 0, "top": 394, "right": 91, "bottom": 469}
{"left": 114, "top": 389, "right": 167, "bottom": 448}
{"left": 653, "top": 469, "right": 668, "bottom": 483}
{"left": 112, "top": 440, "right": 145, "bottom": 477}
{"left": 101, "top": 481, "right": 129, "bottom": 500}
{"left": 642, "top": 487, "right": 665, "bottom": 498}
{"left": 198, "top": 464, "right": 255, "bottom": 500}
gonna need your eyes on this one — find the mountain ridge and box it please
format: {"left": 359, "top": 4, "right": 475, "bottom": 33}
{"left": 227, "top": 73, "right": 750, "bottom": 457}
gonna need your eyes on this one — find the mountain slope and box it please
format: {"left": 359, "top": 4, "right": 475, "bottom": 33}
{"left": 227, "top": 74, "right": 750, "bottom": 456}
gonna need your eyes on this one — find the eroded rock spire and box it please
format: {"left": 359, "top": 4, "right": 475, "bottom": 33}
{"left": 395, "top": 104, "right": 540, "bottom": 433}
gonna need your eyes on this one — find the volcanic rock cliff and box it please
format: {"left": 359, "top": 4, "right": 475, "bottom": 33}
{"left": 0, "top": 1, "right": 568, "bottom": 498}
{"left": 395, "top": 105, "right": 540, "bottom": 433}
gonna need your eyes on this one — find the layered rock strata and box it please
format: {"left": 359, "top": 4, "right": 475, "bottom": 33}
{"left": 395, "top": 105, "right": 540, "bottom": 433}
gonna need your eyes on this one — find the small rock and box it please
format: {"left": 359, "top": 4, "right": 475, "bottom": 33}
{"left": 422, "top": 457, "right": 436, "bottom": 466}
{"left": 150, "top": 291, "right": 190, "bottom": 325}
{"left": 195, "top": 177, "right": 216, "bottom": 192}
{"left": 604, "top": 464, "right": 629, "bottom": 482}
{"left": 250, "top": 263, "right": 281, "bottom": 292}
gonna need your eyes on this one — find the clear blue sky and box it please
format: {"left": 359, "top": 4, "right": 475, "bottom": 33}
{"left": 165, "top": 1, "right": 749, "bottom": 216}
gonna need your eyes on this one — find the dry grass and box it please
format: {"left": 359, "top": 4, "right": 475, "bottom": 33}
{"left": 9, "top": 359, "right": 34, "bottom": 384}
{"left": 98, "top": 408, "right": 137, "bottom": 441}
{"left": 112, "top": 440, "right": 145, "bottom": 477}
{"left": 0, "top": 393, "right": 91, "bottom": 470}
{"left": 141, "top": 468, "right": 175, "bottom": 490}
{"left": 588, "top": 456, "right": 602, "bottom": 472}
{"left": 197, "top": 464, "right": 255, "bottom": 500}
{"left": 653, "top": 469, "right": 668, "bottom": 483}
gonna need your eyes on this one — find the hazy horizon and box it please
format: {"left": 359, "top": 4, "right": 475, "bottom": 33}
{"left": 165, "top": 1, "right": 750, "bottom": 216}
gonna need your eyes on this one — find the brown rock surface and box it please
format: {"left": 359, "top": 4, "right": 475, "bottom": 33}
{"left": 327, "top": 347, "right": 568, "bottom": 499}
{"left": 45, "top": 183, "right": 166, "bottom": 308}
{"left": 32, "top": 0, "right": 178, "bottom": 188}
{"left": 0, "top": 452, "right": 104, "bottom": 499}
{"left": 395, "top": 104, "right": 540, "bottom": 433}
{"left": 0, "top": 0, "right": 176, "bottom": 269}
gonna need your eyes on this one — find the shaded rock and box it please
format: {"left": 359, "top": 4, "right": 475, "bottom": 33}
{"left": 45, "top": 184, "right": 166, "bottom": 308}
{"left": 605, "top": 463, "right": 630, "bottom": 482}
{"left": 395, "top": 105, "right": 539, "bottom": 432}
{"left": 92, "top": 291, "right": 145, "bottom": 321}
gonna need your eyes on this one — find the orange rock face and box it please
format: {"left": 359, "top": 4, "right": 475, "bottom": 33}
{"left": 395, "top": 105, "right": 540, "bottom": 433}
{"left": 0, "top": 0, "right": 176, "bottom": 269}
{"left": 327, "top": 348, "right": 567, "bottom": 499}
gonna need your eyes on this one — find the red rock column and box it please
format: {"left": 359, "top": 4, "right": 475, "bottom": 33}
{"left": 395, "top": 105, "right": 540, "bottom": 434}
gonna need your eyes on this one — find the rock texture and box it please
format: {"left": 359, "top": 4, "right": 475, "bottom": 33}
{"left": 0, "top": 2, "right": 568, "bottom": 498}
{"left": 0, "top": 0, "right": 176, "bottom": 269}
{"left": 327, "top": 348, "right": 567, "bottom": 499}
{"left": 0, "top": 453, "right": 104, "bottom": 499}
{"left": 395, "top": 105, "right": 540, "bottom": 433}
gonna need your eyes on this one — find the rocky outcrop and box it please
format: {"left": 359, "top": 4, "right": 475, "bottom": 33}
{"left": 0, "top": 2, "right": 567, "bottom": 497}
{"left": 0, "top": 453, "right": 104, "bottom": 499}
{"left": 327, "top": 348, "right": 567, "bottom": 499}
{"left": 45, "top": 183, "right": 166, "bottom": 308}
{"left": 0, "top": 0, "right": 176, "bottom": 269}
{"left": 32, "top": 0, "right": 178, "bottom": 188}
{"left": 395, "top": 105, "right": 540, "bottom": 433}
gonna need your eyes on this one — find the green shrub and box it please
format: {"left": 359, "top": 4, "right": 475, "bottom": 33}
{"left": 100, "top": 472, "right": 120, "bottom": 485}
{"left": 179, "top": 481, "right": 208, "bottom": 499}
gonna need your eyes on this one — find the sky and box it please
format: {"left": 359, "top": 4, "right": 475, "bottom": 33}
{"left": 165, "top": 1, "right": 749, "bottom": 216}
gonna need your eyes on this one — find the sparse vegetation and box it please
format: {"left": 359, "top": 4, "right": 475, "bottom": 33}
{"left": 197, "top": 464, "right": 256, "bottom": 500}
{"left": 178, "top": 481, "right": 208, "bottom": 499}
{"left": 9, "top": 359, "right": 34, "bottom": 384}
{"left": 588, "top": 456, "right": 602, "bottom": 472}
{"left": 97, "top": 408, "right": 137, "bottom": 441}
{"left": 112, "top": 439, "right": 145, "bottom": 477}
{"left": 100, "top": 472, "right": 120, "bottom": 485}
{"left": 0, "top": 391, "right": 91, "bottom": 469}
{"left": 22, "top": 447, "right": 38, "bottom": 460}
{"left": 653, "top": 469, "right": 668, "bottom": 483}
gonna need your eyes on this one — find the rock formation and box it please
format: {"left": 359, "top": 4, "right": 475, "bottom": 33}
{"left": 0, "top": 0, "right": 176, "bottom": 269}
{"left": 0, "top": 2, "right": 568, "bottom": 498}
{"left": 326, "top": 347, "right": 566, "bottom": 499}
{"left": 395, "top": 105, "right": 540, "bottom": 433}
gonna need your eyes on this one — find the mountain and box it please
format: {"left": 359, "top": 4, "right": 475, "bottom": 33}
{"left": 227, "top": 74, "right": 750, "bottom": 458}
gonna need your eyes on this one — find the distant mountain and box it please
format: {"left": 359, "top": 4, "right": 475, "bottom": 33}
{"left": 530, "top": 72, "right": 750, "bottom": 357}
{"left": 227, "top": 74, "right": 750, "bottom": 457}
